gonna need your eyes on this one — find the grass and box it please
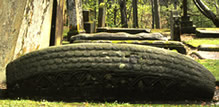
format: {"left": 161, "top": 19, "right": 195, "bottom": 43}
{"left": 196, "top": 59, "right": 219, "bottom": 80}
{"left": 0, "top": 100, "right": 216, "bottom": 107}
{"left": 184, "top": 38, "right": 219, "bottom": 47}
{"left": 62, "top": 40, "right": 70, "bottom": 45}
{"left": 63, "top": 26, "right": 69, "bottom": 38}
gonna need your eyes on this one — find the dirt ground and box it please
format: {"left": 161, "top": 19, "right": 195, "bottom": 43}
{"left": 180, "top": 34, "right": 196, "bottom": 41}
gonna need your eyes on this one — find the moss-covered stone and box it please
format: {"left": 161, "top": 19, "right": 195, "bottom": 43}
{"left": 73, "top": 40, "right": 187, "bottom": 54}
{"left": 198, "top": 45, "right": 219, "bottom": 51}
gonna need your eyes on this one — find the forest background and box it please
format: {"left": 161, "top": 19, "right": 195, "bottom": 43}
{"left": 81, "top": 0, "right": 218, "bottom": 29}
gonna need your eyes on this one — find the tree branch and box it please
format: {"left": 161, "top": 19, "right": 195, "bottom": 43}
{"left": 193, "top": 0, "right": 217, "bottom": 20}
{"left": 193, "top": 0, "right": 212, "bottom": 18}
{"left": 193, "top": 0, "right": 219, "bottom": 27}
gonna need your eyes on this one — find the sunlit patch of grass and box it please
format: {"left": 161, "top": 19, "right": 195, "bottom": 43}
{"left": 63, "top": 26, "right": 69, "bottom": 37}
{"left": 0, "top": 100, "right": 214, "bottom": 107}
{"left": 196, "top": 59, "right": 219, "bottom": 80}
{"left": 62, "top": 41, "right": 70, "bottom": 45}
{"left": 0, "top": 100, "right": 65, "bottom": 107}
{"left": 184, "top": 38, "right": 219, "bottom": 47}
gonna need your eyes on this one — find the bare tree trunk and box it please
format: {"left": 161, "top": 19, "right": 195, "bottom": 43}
{"left": 98, "top": 0, "right": 106, "bottom": 27}
{"left": 154, "top": 0, "right": 160, "bottom": 29}
{"left": 151, "top": 0, "right": 155, "bottom": 29}
{"left": 133, "top": 0, "right": 138, "bottom": 28}
{"left": 114, "top": 7, "right": 118, "bottom": 25}
{"left": 216, "top": 0, "right": 219, "bottom": 15}
{"left": 113, "top": 0, "right": 117, "bottom": 25}
{"left": 94, "top": 0, "right": 97, "bottom": 20}
{"left": 193, "top": 0, "right": 219, "bottom": 27}
{"left": 119, "top": 0, "right": 128, "bottom": 28}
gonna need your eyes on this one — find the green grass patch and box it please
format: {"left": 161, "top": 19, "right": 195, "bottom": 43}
{"left": 184, "top": 38, "right": 219, "bottom": 47}
{"left": 0, "top": 100, "right": 214, "bottom": 107}
{"left": 63, "top": 26, "right": 69, "bottom": 38}
{"left": 197, "top": 59, "right": 219, "bottom": 80}
{"left": 62, "top": 41, "right": 70, "bottom": 45}
{"left": 0, "top": 100, "right": 65, "bottom": 107}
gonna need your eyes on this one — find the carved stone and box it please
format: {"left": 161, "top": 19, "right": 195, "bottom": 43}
{"left": 181, "top": 0, "right": 196, "bottom": 34}
{"left": 70, "top": 32, "right": 166, "bottom": 43}
{"left": 83, "top": 10, "right": 90, "bottom": 22}
{"left": 196, "top": 30, "right": 219, "bottom": 38}
{"left": 170, "top": 10, "right": 181, "bottom": 41}
{"left": 83, "top": 10, "right": 96, "bottom": 33}
{"left": 7, "top": 43, "right": 214, "bottom": 101}
{"left": 84, "top": 22, "right": 96, "bottom": 33}
{"left": 96, "top": 27, "right": 151, "bottom": 34}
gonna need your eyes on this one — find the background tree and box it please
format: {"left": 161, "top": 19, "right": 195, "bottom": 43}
{"left": 98, "top": 0, "right": 106, "bottom": 27}
{"left": 151, "top": 0, "right": 155, "bottom": 28}
{"left": 154, "top": 0, "right": 161, "bottom": 28}
{"left": 81, "top": 0, "right": 217, "bottom": 28}
{"left": 133, "top": 0, "right": 138, "bottom": 28}
{"left": 193, "top": 0, "right": 219, "bottom": 27}
{"left": 119, "top": 0, "right": 128, "bottom": 28}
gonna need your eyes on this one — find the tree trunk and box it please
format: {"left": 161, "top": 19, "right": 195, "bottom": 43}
{"left": 174, "top": 0, "right": 177, "bottom": 9}
{"left": 114, "top": 7, "right": 118, "bottom": 25}
{"left": 151, "top": 0, "right": 155, "bottom": 29}
{"left": 133, "top": 0, "right": 138, "bottom": 28}
{"left": 154, "top": 0, "right": 161, "bottom": 29}
{"left": 108, "top": 0, "right": 113, "bottom": 8}
{"left": 98, "top": 0, "right": 106, "bottom": 27}
{"left": 119, "top": 0, "right": 128, "bottom": 28}
{"left": 193, "top": 0, "right": 219, "bottom": 27}
{"left": 112, "top": 0, "right": 117, "bottom": 25}
{"left": 94, "top": 0, "right": 97, "bottom": 20}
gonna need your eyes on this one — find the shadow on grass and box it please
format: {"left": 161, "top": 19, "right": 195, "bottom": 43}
{"left": 0, "top": 89, "right": 7, "bottom": 99}
{"left": 0, "top": 82, "right": 217, "bottom": 105}
{"left": 0, "top": 89, "right": 215, "bottom": 105}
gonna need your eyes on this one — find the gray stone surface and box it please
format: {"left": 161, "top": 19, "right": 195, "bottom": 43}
{"left": 83, "top": 10, "right": 90, "bottom": 22}
{"left": 0, "top": 0, "right": 54, "bottom": 83}
{"left": 72, "top": 40, "right": 187, "bottom": 54}
{"left": 70, "top": 32, "right": 166, "bottom": 42}
{"left": 84, "top": 22, "right": 96, "bottom": 33}
{"left": 96, "top": 27, "right": 151, "bottom": 34}
{"left": 14, "top": 0, "right": 53, "bottom": 59}
{"left": 196, "top": 30, "right": 219, "bottom": 38}
{"left": 181, "top": 0, "right": 196, "bottom": 34}
{"left": 83, "top": 10, "right": 96, "bottom": 33}
{"left": 0, "top": 0, "right": 27, "bottom": 83}
{"left": 196, "top": 51, "right": 219, "bottom": 60}
{"left": 198, "top": 44, "right": 219, "bottom": 51}
{"left": 170, "top": 10, "right": 181, "bottom": 41}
